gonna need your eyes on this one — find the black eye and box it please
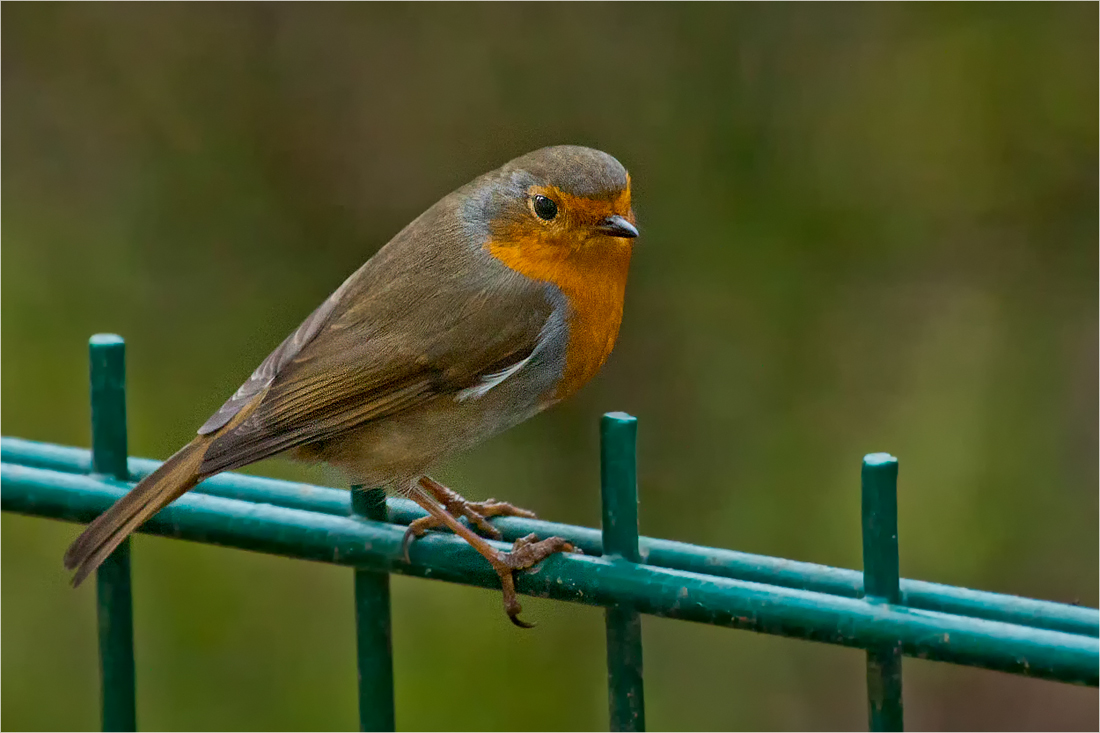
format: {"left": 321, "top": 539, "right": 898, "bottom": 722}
{"left": 532, "top": 195, "right": 558, "bottom": 221}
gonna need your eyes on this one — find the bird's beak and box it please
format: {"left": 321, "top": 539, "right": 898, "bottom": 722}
{"left": 594, "top": 215, "right": 639, "bottom": 239}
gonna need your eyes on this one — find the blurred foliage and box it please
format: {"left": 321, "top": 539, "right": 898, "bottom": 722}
{"left": 2, "top": 3, "right": 1097, "bottom": 731}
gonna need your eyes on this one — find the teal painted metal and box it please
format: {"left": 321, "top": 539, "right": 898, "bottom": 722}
{"left": 95, "top": 539, "right": 135, "bottom": 732}
{"left": 862, "top": 454, "right": 904, "bottom": 731}
{"left": 5, "top": 463, "right": 1097, "bottom": 686}
{"left": 351, "top": 486, "right": 396, "bottom": 732}
{"left": 89, "top": 336, "right": 129, "bottom": 481}
{"left": 11, "top": 437, "right": 1095, "bottom": 639}
{"left": 5, "top": 332, "right": 1100, "bottom": 730}
{"left": 88, "top": 334, "right": 137, "bottom": 732}
{"left": 601, "top": 413, "right": 646, "bottom": 732}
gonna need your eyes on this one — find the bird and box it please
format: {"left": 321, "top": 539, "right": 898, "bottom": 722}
{"left": 64, "top": 144, "right": 638, "bottom": 627}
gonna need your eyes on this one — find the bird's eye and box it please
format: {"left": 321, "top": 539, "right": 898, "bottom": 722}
{"left": 532, "top": 195, "right": 558, "bottom": 221}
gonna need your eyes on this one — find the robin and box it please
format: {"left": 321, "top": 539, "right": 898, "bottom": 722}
{"left": 64, "top": 145, "right": 638, "bottom": 627}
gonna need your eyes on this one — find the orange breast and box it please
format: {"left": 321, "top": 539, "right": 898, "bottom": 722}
{"left": 488, "top": 238, "right": 632, "bottom": 401}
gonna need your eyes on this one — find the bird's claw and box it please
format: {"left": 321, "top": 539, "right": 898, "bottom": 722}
{"left": 400, "top": 498, "right": 536, "bottom": 563}
{"left": 405, "top": 477, "right": 577, "bottom": 627}
{"left": 493, "top": 533, "right": 577, "bottom": 629}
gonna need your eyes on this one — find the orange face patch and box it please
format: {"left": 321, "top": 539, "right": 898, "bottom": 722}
{"left": 525, "top": 182, "right": 634, "bottom": 232}
{"left": 486, "top": 183, "right": 635, "bottom": 401}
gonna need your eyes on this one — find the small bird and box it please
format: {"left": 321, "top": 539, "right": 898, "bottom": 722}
{"left": 64, "top": 145, "right": 638, "bottom": 626}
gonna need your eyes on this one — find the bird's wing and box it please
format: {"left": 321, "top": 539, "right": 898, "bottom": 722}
{"left": 196, "top": 256, "right": 553, "bottom": 475}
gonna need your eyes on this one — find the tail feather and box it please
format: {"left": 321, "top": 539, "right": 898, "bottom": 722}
{"left": 64, "top": 437, "right": 211, "bottom": 586}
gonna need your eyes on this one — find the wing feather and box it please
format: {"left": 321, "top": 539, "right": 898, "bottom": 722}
{"left": 193, "top": 235, "right": 554, "bottom": 476}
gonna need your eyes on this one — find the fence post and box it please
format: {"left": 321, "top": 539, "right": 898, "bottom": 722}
{"left": 862, "top": 453, "right": 903, "bottom": 731}
{"left": 601, "top": 412, "right": 646, "bottom": 732}
{"left": 89, "top": 334, "right": 137, "bottom": 732}
{"left": 351, "top": 486, "right": 396, "bottom": 732}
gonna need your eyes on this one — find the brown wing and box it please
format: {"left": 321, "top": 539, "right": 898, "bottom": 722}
{"left": 195, "top": 242, "right": 552, "bottom": 476}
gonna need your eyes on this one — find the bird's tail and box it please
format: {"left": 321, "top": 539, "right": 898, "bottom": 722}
{"left": 64, "top": 436, "right": 211, "bottom": 587}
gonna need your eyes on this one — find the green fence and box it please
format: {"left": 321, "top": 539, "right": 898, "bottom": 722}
{"left": 2, "top": 335, "right": 1097, "bottom": 732}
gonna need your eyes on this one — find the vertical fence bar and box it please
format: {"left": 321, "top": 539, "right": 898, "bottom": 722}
{"left": 601, "top": 412, "right": 646, "bottom": 732}
{"left": 351, "top": 486, "right": 396, "bottom": 732}
{"left": 861, "top": 453, "right": 903, "bottom": 732}
{"left": 89, "top": 334, "right": 137, "bottom": 732}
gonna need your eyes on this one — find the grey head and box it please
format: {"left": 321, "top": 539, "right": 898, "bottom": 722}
{"left": 455, "top": 145, "right": 636, "bottom": 244}
{"left": 500, "top": 145, "right": 630, "bottom": 199}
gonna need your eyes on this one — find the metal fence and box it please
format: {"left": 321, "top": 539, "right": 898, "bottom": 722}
{"left": 2, "top": 335, "right": 1097, "bottom": 732}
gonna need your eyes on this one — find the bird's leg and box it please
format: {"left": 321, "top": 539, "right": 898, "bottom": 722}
{"left": 406, "top": 477, "right": 575, "bottom": 628}
{"left": 402, "top": 474, "right": 536, "bottom": 550}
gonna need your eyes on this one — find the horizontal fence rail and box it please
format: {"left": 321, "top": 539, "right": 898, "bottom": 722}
{"left": 5, "top": 437, "right": 1096, "bottom": 640}
{"left": 4, "top": 460, "right": 1098, "bottom": 686}
{"left": 2, "top": 335, "right": 1097, "bottom": 733}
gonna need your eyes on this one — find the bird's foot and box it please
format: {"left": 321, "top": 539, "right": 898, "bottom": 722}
{"left": 406, "top": 476, "right": 580, "bottom": 627}
{"left": 488, "top": 533, "right": 579, "bottom": 628}
{"left": 402, "top": 485, "right": 536, "bottom": 561}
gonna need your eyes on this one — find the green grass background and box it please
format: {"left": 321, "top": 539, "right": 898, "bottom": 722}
{"left": 3, "top": 4, "right": 1097, "bottom": 730}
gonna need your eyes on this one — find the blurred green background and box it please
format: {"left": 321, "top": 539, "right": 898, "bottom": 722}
{"left": 3, "top": 3, "right": 1097, "bottom": 731}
